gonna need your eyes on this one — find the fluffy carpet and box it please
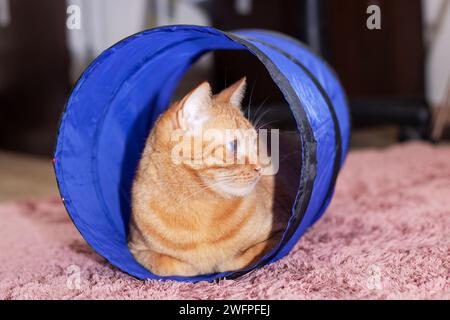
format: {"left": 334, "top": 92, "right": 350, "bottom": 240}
{"left": 0, "top": 142, "right": 449, "bottom": 300}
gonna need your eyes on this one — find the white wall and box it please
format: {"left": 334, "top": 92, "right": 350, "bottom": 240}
{"left": 65, "top": 0, "right": 148, "bottom": 81}
{"left": 65, "top": 0, "right": 210, "bottom": 82}
{"left": 423, "top": 0, "right": 450, "bottom": 107}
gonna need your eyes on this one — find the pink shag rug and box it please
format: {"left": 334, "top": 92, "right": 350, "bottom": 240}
{"left": 0, "top": 142, "right": 449, "bottom": 300}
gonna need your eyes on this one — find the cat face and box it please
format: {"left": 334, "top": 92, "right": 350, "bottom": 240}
{"left": 170, "top": 78, "right": 265, "bottom": 197}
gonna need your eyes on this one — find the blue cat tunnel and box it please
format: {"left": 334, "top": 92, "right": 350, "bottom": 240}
{"left": 54, "top": 25, "right": 350, "bottom": 282}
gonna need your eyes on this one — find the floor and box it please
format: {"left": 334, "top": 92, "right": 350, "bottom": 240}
{"left": 0, "top": 150, "right": 58, "bottom": 202}
{"left": 1, "top": 141, "right": 448, "bottom": 299}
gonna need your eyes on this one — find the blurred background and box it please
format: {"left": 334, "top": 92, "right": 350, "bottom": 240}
{"left": 0, "top": 0, "right": 449, "bottom": 202}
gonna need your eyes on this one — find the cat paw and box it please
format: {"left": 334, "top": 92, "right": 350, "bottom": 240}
{"left": 132, "top": 249, "right": 199, "bottom": 277}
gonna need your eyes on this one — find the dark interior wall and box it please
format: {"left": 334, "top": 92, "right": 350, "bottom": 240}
{"left": 206, "top": 0, "right": 426, "bottom": 102}
{"left": 204, "top": 0, "right": 306, "bottom": 106}
{"left": 323, "top": 0, "right": 425, "bottom": 99}
{"left": 205, "top": 0, "right": 429, "bottom": 133}
{"left": 322, "top": 0, "right": 430, "bottom": 133}
{"left": 0, "top": 0, "right": 69, "bottom": 155}
{"left": 206, "top": 0, "right": 425, "bottom": 100}
{"left": 204, "top": 0, "right": 305, "bottom": 39}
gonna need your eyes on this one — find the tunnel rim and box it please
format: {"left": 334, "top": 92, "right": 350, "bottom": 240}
{"left": 52, "top": 25, "right": 334, "bottom": 282}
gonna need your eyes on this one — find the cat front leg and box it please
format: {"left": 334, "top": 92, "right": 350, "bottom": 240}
{"left": 132, "top": 249, "right": 199, "bottom": 277}
{"left": 215, "top": 236, "right": 280, "bottom": 273}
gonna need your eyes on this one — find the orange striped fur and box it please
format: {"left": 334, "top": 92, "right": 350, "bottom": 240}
{"left": 128, "top": 78, "right": 291, "bottom": 276}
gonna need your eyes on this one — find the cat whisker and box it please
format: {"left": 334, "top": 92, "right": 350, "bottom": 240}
{"left": 250, "top": 98, "right": 268, "bottom": 124}
{"left": 253, "top": 108, "right": 273, "bottom": 129}
{"left": 244, "top": 81, "right": 257, "bottom": 120}
{"left": 177, "top": 180, "right": 229, "bottom": 203}
{"left": 256, "top": 119, "right": 279, "bottom": 130}
{"left": 149, "top": 174, "right": 206, "bottom": 187}
{"left": 215, "top": 177, "right": 238, "bottom": 182}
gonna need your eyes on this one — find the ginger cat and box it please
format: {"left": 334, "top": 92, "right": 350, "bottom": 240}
{"left": 128, "top": 78, "right": 292, "bottom": 277}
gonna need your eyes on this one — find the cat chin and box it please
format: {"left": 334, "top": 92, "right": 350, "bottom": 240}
{"left": 212, "top": 179, "right": 260, "bottom": 198}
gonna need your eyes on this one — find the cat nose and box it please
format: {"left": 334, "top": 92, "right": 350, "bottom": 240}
{"left": 253, "top": 165, "right": 262, "bottom": 173}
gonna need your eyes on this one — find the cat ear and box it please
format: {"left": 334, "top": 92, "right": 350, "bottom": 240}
{"left": 177, "top": 82, "right": 212, "bottom": 133}
{"left": 215, "top": 77, "right": 246, "bottom": 108}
